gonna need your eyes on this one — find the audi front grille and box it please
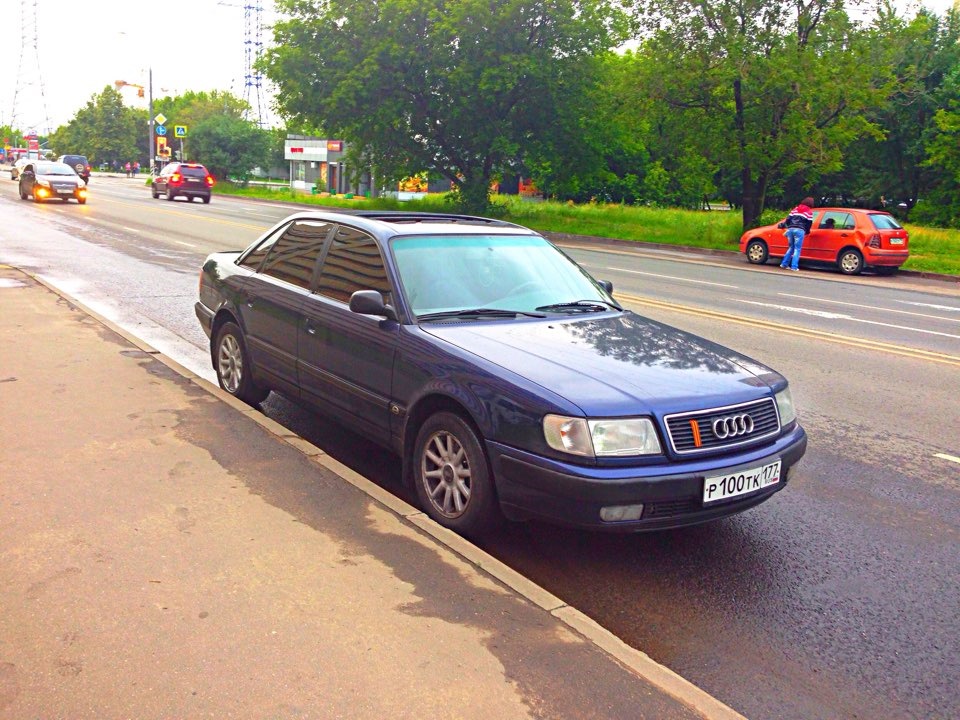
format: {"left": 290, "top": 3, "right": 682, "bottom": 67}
{"left": 664, "top": 398, "right": 781, "bottom": 455}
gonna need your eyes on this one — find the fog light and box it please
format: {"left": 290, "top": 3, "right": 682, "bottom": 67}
{"left": 600, "top": 504, "right": 644, "bottom": 522}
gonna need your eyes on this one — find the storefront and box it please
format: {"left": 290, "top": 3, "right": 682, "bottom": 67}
{"left": 284, "top": 136, "right": 350, "bottom": 194}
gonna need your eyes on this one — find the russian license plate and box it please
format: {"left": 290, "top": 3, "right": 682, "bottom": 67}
{"left": 890, "top": 238, "right": 905, "bottom": 245}
{"left": 703, "top": 460, "right": 781, "bottom": 504}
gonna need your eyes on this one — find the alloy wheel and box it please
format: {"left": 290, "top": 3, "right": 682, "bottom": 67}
{"left": 420, "top": 430, "right": 472, "bottom": 518}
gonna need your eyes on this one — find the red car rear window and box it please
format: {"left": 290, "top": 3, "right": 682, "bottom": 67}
{"left": 868, "top": 213, "right": 903, "bottom": 230}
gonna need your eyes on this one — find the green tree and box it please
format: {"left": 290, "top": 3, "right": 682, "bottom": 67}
{"left": 525, "top": 51, "right": 650, "bottom": 204}
{"left": 819, "top": 7, "right": 960, "bottom": 218}
{"left": 630, "top": 0, "right": 887, "bottom": 230}
{"left": 153, "top": 90, "right": 248, "bottom": 132}
{"left": 916, "top": 57, "right": 960, "bottom": 227}
{"left": 47, "top": 86, "right": 144, "bottom": 166}
{"left": 189, "top": 114, "right": 271, "bottom": 182}
{"left": 261, "top": 0, "right": 626, "bottom": 213}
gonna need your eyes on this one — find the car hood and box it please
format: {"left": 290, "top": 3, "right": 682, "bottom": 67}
{"left": 420, "top": 312, "right": 783, "bottom": 416}
{"left": 37, "top": 173, "right": 82, "bottom": 184}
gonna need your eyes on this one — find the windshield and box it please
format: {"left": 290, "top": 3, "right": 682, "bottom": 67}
{"left": 38, "top": 162, "right": 79, "bottom": 176}
{"left": 391, "top": 233, "right": 614, "bottom": 316}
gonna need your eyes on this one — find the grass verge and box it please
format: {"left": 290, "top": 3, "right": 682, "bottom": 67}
{"left": 216, "top": 183, "right": 960, "bottom": 277}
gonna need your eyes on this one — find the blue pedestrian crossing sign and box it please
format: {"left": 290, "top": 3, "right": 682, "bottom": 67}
{"left": 155, "top": 124, "right": 167, "bottom": 136}
{"left": 174, "top": 125, "right": 188, "bottom": 138}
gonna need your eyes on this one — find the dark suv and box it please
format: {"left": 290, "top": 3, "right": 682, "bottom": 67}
{"left": 152, "top": 162, "right": 214, "bottom": 203}
{"left": 58, "top": 155, "right": 91, "bottom": 184}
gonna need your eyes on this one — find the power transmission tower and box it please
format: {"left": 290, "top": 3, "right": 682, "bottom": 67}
{"left": 11, "top": 0, "right": 52, "bottom": 135}
{"left": 218, "top": 1, "right": 267, "bottom": 127}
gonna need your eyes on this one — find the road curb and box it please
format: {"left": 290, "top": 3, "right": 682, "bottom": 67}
{"left": 22, "top": 266, "right": 747, "bottom": 720}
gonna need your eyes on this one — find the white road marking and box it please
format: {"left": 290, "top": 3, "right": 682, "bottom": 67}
{"left": 174, "top": 241, "right": 196, "bottom": 248}
{"left": 603, "top": 267, "right": 739, "bottom": 288}
{"left": 123, "top": 227, "right": 140, "bottom": 233}
{"left": 934, "top": 453, "right": 960, "bottom": 465}
{"left": 897, "top": 300, "right": 960, "bottom": 312}
{"left": 736, "top": 299, "right": 960, "bottom": 339}
{"left": 778, "top": 292, "right": 960, "bottom": 323}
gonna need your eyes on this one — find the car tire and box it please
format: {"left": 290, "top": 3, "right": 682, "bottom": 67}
{"left": 202, "top": 195, "right": 211, "bottom": 204}
{"left": 837, "top": 248, "right": 864, "bottom": 275}
{"left": 213, "top": 322, "right": 269, "bottom": 406}
{"left": 746, "top": 239, "right": 769, "bottom": 265}
{"left": 413, "top": 411, "right": 500, "bottom": 536}
{"left": 166, "top": 189, "right": 175, "bottom": 201}
{"left": 77, "top": 198, "right": 87, "bottom": 205}
{"left": 152, "top": 185, "right": 159, "bottom": 199}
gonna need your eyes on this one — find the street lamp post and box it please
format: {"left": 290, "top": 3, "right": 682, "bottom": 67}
{"left": 148, "top": 68, "right": 153, "bottom": 173}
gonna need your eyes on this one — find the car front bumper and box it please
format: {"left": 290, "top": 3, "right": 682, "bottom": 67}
{"left": 487, "top": 424, "right": 807, "bottom": 531}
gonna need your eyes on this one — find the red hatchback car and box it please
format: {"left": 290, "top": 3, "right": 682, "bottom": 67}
{"left": 739, "top": 208, "right": 909, "bottom": 275}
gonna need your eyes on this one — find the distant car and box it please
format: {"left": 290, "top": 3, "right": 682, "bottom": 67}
{"left": 10, "top": 157, "right": 31, "bottom": 181}
{"left": 195, "top": 210, "right": 806, "bottom": 536}
{"left": 58, "top": 154, "right": 92, "bottom": 184}
{"left": 740, "top": 207, "right": 909, "bottom": 275}
{"left": 152, "top": 162, "right": 214, "bottom": 203}
{"left": 18, "top": 160, "right": 89, "bottom": 204}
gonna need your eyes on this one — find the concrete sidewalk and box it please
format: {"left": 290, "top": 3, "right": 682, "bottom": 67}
{"left": 0, "top": 265, "right": 742, "bottom": 720}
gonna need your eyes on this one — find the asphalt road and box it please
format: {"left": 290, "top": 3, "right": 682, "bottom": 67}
{"left": 2, "top": 174, "right": 958, "bottom": 720}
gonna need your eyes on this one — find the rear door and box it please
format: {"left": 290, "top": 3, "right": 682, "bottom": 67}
{"left": 239, "top": 219, "right": 335, "bottom": 396}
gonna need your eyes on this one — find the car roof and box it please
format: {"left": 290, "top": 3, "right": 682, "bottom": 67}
{"left": 815, "top": 207, "right": 895, "bottom": 217}
{"left": 277, "top": 210, "right": 536, "bottom": 238}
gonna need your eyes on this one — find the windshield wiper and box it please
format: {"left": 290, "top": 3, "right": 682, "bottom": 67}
{"left": 535, "top": 299, "right": 621, "bottom": 313}
{"left": 417, "top": 308, "right": 547, "bottom": 321}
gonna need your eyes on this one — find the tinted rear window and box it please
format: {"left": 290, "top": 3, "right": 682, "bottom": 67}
{"left": 868, "top": 214, "right": 903, "bottom": 230}
{"left": 181, "top": 166, "right": 208, "bottom": 178}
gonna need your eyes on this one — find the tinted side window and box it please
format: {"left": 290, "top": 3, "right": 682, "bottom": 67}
{"left": 259, "top": 221, "right": 334, "bottom": 289}
{"left": 316, "top": 226, "right": 391, "bottom": 304}
{"left": 238, "top": 224, "right": 288, "bottom": 270}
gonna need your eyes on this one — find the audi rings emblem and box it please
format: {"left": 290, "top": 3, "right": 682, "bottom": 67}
{"left": 712, "top": 413, "right": 754, "bottom": 439}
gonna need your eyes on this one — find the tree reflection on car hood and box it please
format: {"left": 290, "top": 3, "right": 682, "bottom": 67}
{"left": 420, "top": 311, "right": 782, "bottom": 416}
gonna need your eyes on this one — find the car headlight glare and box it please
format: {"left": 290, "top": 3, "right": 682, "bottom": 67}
{"left": 544, "top": 415, "right": 662, "bottom": 457}
{"left": 775, "top": 388, "right": 797, "bottom": 426}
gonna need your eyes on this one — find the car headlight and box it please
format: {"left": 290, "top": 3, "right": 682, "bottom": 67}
{"left": 775, "top": 388, "right": 797, "bottom": 426}
{"left": 543, "top": 415, "right": 662, "bottom": 457}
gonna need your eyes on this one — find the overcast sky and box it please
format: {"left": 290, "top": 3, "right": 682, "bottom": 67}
{"left": 1, "top": 0, "right": 957, "bottom": 140}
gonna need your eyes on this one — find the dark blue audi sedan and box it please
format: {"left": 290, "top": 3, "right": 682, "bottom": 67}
{"left": 195, "top": 211, "right": 806, "bottom": 536}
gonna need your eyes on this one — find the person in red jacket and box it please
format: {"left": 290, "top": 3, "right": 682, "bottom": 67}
{"left": 779, "top": 196, "right": 815, "bottom": 271}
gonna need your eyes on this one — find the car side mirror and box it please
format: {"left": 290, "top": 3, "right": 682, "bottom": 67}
{"left": 598, "top": 280, "right": 614, "bottom": 294}
{"left": 349, "top": 290, "right": 398, "bottom": 322}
